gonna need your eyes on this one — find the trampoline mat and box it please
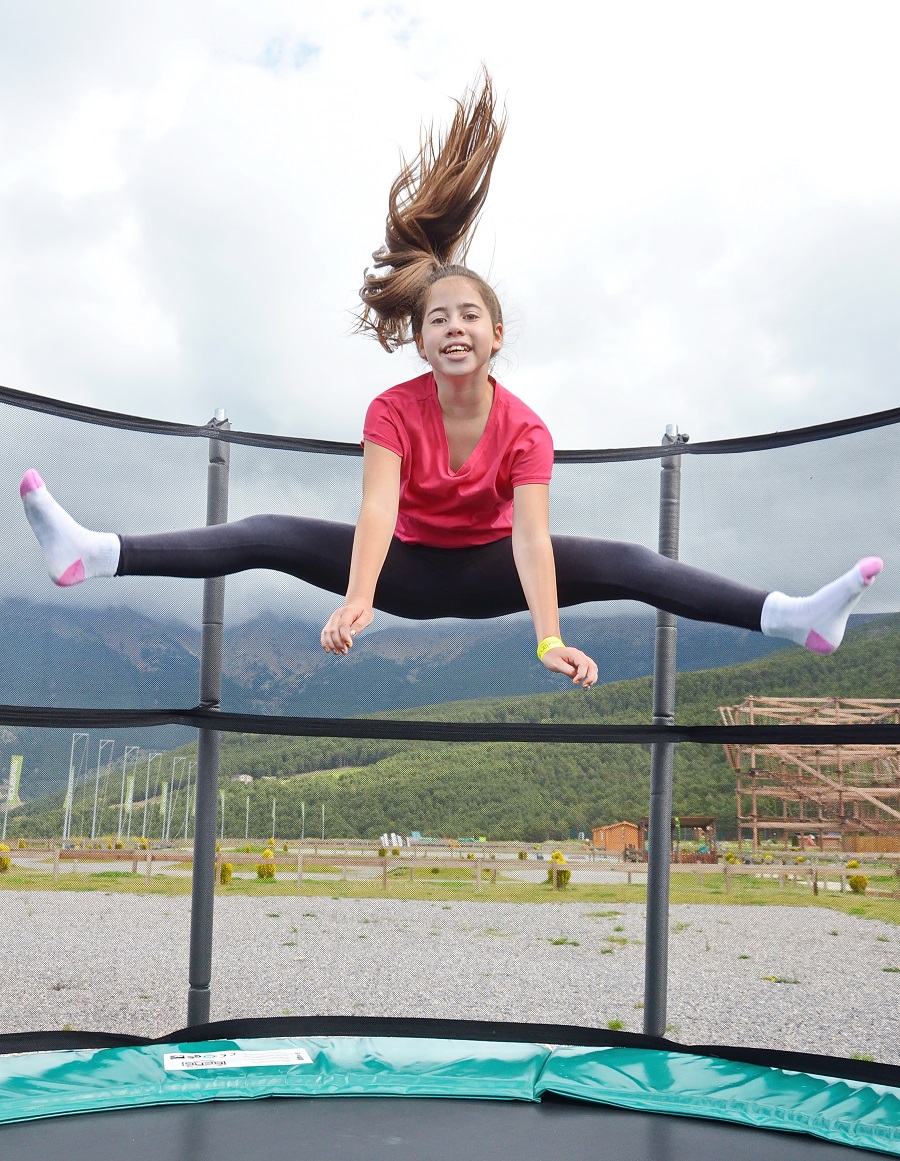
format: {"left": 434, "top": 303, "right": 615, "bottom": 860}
{"left": 0, "top": 1094, "right": 891, "bottom": 1160}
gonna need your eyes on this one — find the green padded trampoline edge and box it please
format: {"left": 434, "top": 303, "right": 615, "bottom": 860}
{"left": 0, "top": 1037, "right": 895, "bottom": 1156}
{"left": 538, "top": 1045, "right": 900, "bottom": 1157}
{"left": 0, "top": 1037, "right": 546, "bottom": 1121}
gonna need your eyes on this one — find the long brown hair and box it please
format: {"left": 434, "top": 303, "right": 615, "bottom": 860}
{"left": 358, "top": 70, "right": 507, "bottom": 352}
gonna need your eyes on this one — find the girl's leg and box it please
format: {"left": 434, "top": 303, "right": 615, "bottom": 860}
{"left": 551, "top": 535, "right": 883, "bottom": 654}
{"left": 20, "top": 470, "right": 356, "bottom": 593}
{"left": 552, "top": 536, "right": 767, "bottom": 629}
{"left": 118, "top": 515, "right": 355, "bottom": 596}
{"left": 20, "top": 471, "right": 503, "bottom": 613}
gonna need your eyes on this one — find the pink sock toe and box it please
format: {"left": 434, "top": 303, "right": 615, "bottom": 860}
{"left": 858, "top": 557, "right": 883, "bottom": 586}
{"left": 19, "top": 469, "right": 45, "bottom": 497}
{"left": 57, "top": 560, "right": 85, "bottom": 587}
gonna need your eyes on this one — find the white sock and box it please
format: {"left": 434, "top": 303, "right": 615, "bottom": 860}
{"left": 760, "top": 558, "right": 883, "bottom": 654}
{"left": 20, "top": 470, "right": 120, "bottom": 586}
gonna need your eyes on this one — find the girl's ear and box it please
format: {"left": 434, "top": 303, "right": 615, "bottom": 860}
{"left": 492, "top": 322, "right": 503, "bottom": 353}
{"left": 415, "top": 333, "right": 428, "bottom": 360}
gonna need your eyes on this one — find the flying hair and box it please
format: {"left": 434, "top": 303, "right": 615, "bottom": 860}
{"left": 357, "top": 69, "right": 507, "bottom": 352}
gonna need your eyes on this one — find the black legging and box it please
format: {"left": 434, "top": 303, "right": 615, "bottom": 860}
{"left": 118, "top": 515, "right": 767, "bottom": 630}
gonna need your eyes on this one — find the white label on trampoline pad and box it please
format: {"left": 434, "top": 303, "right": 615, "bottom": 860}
{"left": 164, "top": 1048, "right": 313, "bottom": 1071}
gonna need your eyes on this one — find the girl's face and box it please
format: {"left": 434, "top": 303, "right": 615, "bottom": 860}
{"left": 415, "top": 277, "right": 503, "bottom": 377}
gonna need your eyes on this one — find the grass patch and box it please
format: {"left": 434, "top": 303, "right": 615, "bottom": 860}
{"left": 0, "top": 864, "right": 896, "bottom": 921}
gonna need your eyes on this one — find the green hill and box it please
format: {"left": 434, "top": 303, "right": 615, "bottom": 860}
{"left": 9, "top": 614, "right": 900, "bottom": 842}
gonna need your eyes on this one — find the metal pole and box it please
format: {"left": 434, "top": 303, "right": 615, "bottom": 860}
{"left": 643, "top": 424, "right": 687, "bottom": 1036}
{"left": 187, "top": 409, "right": 230, "bottom": 1027}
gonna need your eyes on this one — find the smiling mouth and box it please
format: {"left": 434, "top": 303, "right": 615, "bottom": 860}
{"left": 442, "top": 345, "right": 471, "bottom": 355}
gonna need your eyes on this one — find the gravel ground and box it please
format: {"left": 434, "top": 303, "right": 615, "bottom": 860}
{"left": 1, "top": 892, "right": 897, "bottom": 1063}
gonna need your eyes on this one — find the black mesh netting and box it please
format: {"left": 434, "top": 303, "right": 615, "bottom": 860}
{"left": 0, "top": 387, "right": 897, "bottom": 1057}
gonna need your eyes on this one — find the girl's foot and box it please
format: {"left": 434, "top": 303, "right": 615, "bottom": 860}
{"left": 20, "top": 470, "right": 120, "bottom": 585}
{"left": 761, "top": 558, "right": 883, "bottom": 654}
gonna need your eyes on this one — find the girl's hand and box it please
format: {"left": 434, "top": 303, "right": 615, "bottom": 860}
{"left": 540, "top": 645, "right": 598, "bottom": 689}
{"left": 321, "top": 604, "right": 374, "bottom": 654}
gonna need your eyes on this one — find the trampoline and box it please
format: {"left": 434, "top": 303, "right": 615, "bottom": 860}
{"left": 1, "top": 385, "right": 898, "bottom": 1158}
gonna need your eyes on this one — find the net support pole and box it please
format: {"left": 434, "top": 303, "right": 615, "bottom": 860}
{"left": 643, "top": 424, "right": 686, "bottom": 1036}
{"left": 187, "top": 409, "right": 230, "bottom": 1027}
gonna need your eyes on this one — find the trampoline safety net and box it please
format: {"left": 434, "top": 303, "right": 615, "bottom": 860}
{"left": 0, "top": 385, "right": 898, "bottom": 1124}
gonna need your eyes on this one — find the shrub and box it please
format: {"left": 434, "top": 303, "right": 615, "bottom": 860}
{"left": 268, "top": 838, "right": 276, "bottom": 846}
{"left": 219, "top": 862, "right": 233, "bottom": 885}
{"left": 18, "top": 839, "right": 26, "bottom": 850}
{"left": 848, "top": 874, "right": 868, "bottom": 895}
{"left": 114, "top": 840, "right": 123, "bottom": 850}
{"left": 0, "top": 842, "right": 10, "bottom": 874}
{"left": 282, "top": 842, "right": 289, "bottom": 852}
{"left": 517, "top": 850, "right": 527, "bottom": 860}
{"left": 244, "top": 844, "right": 252, "bottom": 853}
{"left": 262, "top": 848, "right": 274, "bottom": 860}
{"left": 846, "top": 859, "right": 860, "bottom": 869}
{"left": 138, "top": 838, "right": 148, "bottom": 850}
{"left": 215, "top": 843, "right": 220, "bottom": 853}
{"left": 431, "top": 867, "right": 440, "bottom": 875}
{"left": 391, "top": 847, "right": 400, "bottom": 857}
{"left": 256, "top": 861, "right": 276, "bottom": 880}
{"left": 377, "top": 847, "right": 387, "bottom": 858}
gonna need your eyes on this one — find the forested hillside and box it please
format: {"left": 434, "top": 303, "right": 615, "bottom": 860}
{"left": 10, "top": 613, "right": 898, "bottom": 842}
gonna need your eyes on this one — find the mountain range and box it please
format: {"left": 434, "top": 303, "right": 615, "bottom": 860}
{"left": 0, "top": 593, "right": 882, "bottom": 799}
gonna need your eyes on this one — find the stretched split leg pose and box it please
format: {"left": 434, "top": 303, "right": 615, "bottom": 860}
{"left": 19, "top": 473, "right": 882, "bottom": 662}
{"left": 18, "top": 73, "right": 883, "bottom": 689}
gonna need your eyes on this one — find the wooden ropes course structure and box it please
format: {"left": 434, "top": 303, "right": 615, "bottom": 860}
{"left": 717, "top": 697, "right": 900, "bottom": 853}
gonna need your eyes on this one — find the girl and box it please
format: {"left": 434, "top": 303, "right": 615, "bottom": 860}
{"left": 19, "top": 76, "right": 882, "bottom": 690}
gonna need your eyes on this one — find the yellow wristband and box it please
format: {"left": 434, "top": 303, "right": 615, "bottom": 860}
{"left": 537, "top": 636, "right": 565, "bottom": 661}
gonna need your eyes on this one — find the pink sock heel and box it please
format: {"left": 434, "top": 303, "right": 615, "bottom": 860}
{"left": 56, "top": 560, "right": 87, "bottom": 587}
{"left": 803, "top": 629, "right": 835, "bottom": 655}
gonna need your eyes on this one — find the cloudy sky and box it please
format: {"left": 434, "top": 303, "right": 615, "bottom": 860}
{"left": 3, "top": 0, "right": 899, "bottom": 447}
{"left": 1, "top": 0, "right": 898, "bottom": 625}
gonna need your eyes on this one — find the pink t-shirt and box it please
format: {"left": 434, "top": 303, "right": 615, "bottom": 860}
{"left": 362, "top": 372, "right": 553, "bottom": 548}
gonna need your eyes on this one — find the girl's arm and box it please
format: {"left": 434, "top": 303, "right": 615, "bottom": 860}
{"left": 321, "top": 441, "right": 401, "bottom": 654}
{"left": 512, "top": 483, "right": 598, "bottom": 688}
